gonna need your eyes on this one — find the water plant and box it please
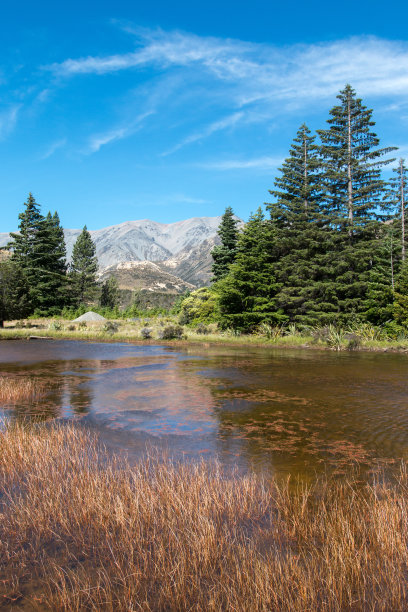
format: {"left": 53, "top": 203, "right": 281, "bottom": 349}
{"left": 0, "top": 377, "right": 46, "bottom": 405}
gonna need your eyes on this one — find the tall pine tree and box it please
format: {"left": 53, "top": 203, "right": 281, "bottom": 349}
{"left": 8, "top": 193, "right": 43, "bottom": 310}
{"left": 266, "top": 124, "right": 330, "bottom": 324}
{"left": 8, "top": 194, "right": 68, "bottom": 314}
{"left": 218, "top": 208, "right": 283, "bottom": 331}
{"left": 317, "top": 84, "right": 396, "bottom": 322}
{"left": 0, "top": 259, "right": 30, "bottom": 327}
{"left": 211, "top": 206, "right": 239, "bottom": 281}
{"left": 387, "top": 158, "right": 408, "bottom": 263}
{"left": 30, "top": 212, "right": 68, "bottom": 314}
{"left": 70, "top": 226, "right": 98, "bottom": 305}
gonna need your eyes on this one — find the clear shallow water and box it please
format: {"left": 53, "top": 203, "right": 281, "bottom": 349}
{"left": 1, "top": 339, "right": 408, "bottom": 481}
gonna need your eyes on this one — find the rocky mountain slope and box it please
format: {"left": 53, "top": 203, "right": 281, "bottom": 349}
{"left": 0, "top": 216, "right": 234, "bottom": 293}
{"left": 98, "top": 261, "right": 196, "bottom": 294}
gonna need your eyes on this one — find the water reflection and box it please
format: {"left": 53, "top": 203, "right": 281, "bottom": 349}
{"left": 1, "top": 340, "right": 408, "bottom": 481}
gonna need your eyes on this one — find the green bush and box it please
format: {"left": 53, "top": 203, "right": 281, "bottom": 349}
{"left": 102, "top": 321, "right": 119, "bottom": 334}
{"left": 140, "top": 327, "right": 152, "bottom": 339}
{"left": 48, "top": 320, "right": 62, "bottom": 331}
{"left": 159, "top": 325, "right": 184, "bottom": 340}
{"left": 178, "top": 287, "right": 220, "bottom": 325}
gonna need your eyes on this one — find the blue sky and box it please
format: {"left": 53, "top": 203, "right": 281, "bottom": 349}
{"left": 1, "top": 0, "right": 408, "bottom": 231}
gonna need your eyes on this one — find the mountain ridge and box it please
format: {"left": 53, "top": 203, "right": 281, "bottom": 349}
{"left": 0, "top": 215, "right": 236, "bottom": 293}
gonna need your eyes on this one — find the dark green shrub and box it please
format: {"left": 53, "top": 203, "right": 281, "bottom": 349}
{"left": 160, "top": 325, "right": 184, "bottom": 340}
{"left": 103, "top": 321, "right": 119, "bottom": 334}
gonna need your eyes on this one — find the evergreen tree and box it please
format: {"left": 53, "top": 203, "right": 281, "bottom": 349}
{"left": 100, "top": 276, "right": 119, "bottom": 309}
{"left": 318, "top": 84, "right": 396, "bottom": 235}
{"left": 8, "top": 193, "right": 43, "bottom": 265}
{"left": 387, "top": 158, "right": 408, "bottom": 263}
{"left": 218, "top": 208, "right": 283, "bottom": 331}
{"left": 316, "top": 84, "right": 396, "bottom": 322}
{"left": 8, "top": 193, "right": 43, "bottom": 310}
{"left": 393, "top": 261, "right": 408, "bottom": 328}
{"left": 29, "top": 212, "right": 68, "bottom": 313}
{"left": 211, "top": 206, "right": 239, "bottom": 281}
{"left": 7, "top": 194, "right": 68, "bottom": 313}
{"left": 70, "top": 226, "right": 98, "bottom": 305}
{"left": 0, "top": 259, "right": 30, "bottom": 327}
{"left": 266, "top": 124, "right": 330, "bottom": 324}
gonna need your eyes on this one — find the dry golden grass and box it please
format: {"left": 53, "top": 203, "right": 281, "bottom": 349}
{"left": 1, "top": 422, "right": 408, "bottom": 611}
{"left": 0, "top": 376, "right": 46, "bottom": 405}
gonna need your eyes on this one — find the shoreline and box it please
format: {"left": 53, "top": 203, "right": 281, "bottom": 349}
{"left": 1, "top": 324, "right": 408, "bottom": 353}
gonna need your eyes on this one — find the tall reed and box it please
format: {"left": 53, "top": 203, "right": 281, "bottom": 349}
{"left": 1, "top": 422, "right": 407, "bottom": 611}
{"left": 0, "top": 376, "right": 46, "bottom": 405}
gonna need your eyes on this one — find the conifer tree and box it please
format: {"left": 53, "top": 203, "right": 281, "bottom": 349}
{"left": 266, "top": 124, "right": 329, "bottom": 324}
{"left": 393, "top": 261, "right": 408, "bottom": 328}
{"left": 318, "top": 84, "right": 396, "bottom": 235}
{"left": 8, "top": 193, "right": 43, "bottom": 310}
{"left": 218, "top": 208, "right": 283, "bottom": 331}
{"left": 0, "top": 259, "right": 30, "bottom": 327}
{"left": 30, "top": 212, "right": 68, "bottom": 313}
{"left": 8, "top": 196, "right": 68, "bottom": 314}
{"left": 100, "top": 276, "right": 119, "bottom": 309}
{"left": 70, "top": 226, "right": 98, "bottom": 305}
{"left": 387, "top": 158, "right": 408, "bottom": 262}
{"left": 8, "top": 193, "right": 43, "bottom": 264}
{"left": 211, "top": 206, "right": 239, "bottom": 281}
{"left": 316, "top": 84, "right": 396, "bottom": 322}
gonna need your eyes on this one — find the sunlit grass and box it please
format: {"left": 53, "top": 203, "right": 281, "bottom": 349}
{"left": 1, "top": 317, "right": 408, "bottom": 352}
{"left": 1, "top": 421, "right": 408, "bottom": 610}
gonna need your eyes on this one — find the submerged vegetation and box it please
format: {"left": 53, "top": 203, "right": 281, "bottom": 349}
{"left": 0, "top": 421, "right": 407, "bottom": 611}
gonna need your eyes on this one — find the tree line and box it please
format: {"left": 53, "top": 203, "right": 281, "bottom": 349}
{"left": 0, "top": 194, "right": 118, "bottom": 326}
{"left": 211, "top": 85, "right": 408, "bottom": 332}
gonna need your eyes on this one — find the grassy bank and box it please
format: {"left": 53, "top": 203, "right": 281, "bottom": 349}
{"left": 1, "top": 420, "right": 408, "bottom": 611}
{"left": 2, "top": 317, "right": 408, "bottom": 352}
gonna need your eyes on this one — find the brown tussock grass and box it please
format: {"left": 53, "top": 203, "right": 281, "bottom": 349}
{"left": 0, "top": 377, "right": 47, "bottom": 405}
{"left": 1, "top": 422, "right": 408, "bottom": 611}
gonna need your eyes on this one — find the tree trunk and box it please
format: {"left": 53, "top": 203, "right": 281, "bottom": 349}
{"left": 347, "top": 94, "right": 353, "bottom": 237}
{"left": 400, "top": 158, "right": 405, "bottom": 262}
{"left": 303, "top": 131, "right": 308, "bottom": 211}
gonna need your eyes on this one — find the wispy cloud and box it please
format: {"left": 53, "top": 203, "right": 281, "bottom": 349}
{"left": 86, "top": 110, "right": 155, "bottom": 154}
{"left": 44, "top": 29, "right": 408, "bottom": 163}
{"left": 162, "top": 112, "right": 244, "bottom": 156}
{"left": 48, "top": 30, "right": 408, "bottom": 106}
{"left": 88, "top": 126, "right": 130, "bottom": 153}
{"left": 40, "top": 138, "right": 67, "bottom": 159}
{"left": 0, "top": 105, "right": 20, "bottom": 140}
{"left": 200, "top": 156, "right": 283, "bottom": 171}
{"left": 168, "top": 194, "right": 210, "bottom": 204}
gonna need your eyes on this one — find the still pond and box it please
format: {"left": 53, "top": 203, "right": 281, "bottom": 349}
{"left": 1, "top": 339, "right": 408, "bottom": 483}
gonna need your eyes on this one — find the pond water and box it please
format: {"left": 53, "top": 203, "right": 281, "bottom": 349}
{"left": 1, "top": 339, "right": 408, "bottom": 482}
